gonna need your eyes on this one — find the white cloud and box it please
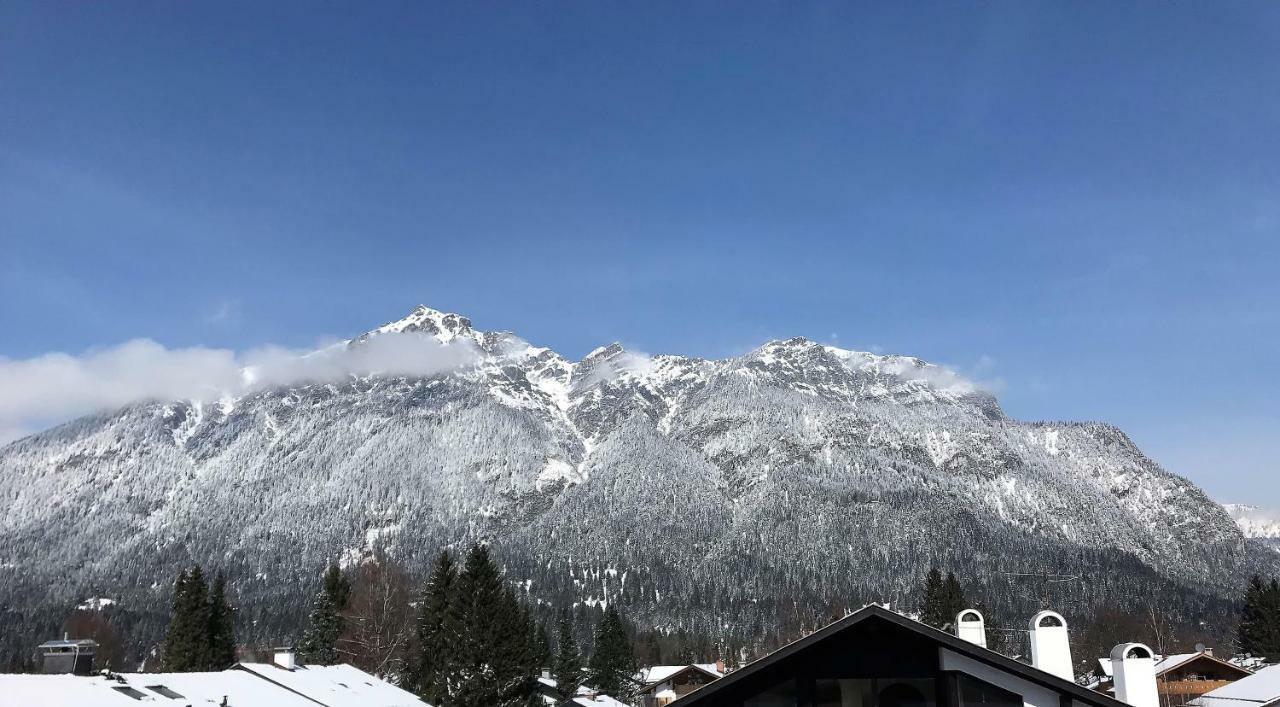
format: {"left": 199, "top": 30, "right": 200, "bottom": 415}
{"left": 0, "top": 334, "right": 481, "bottom": 445}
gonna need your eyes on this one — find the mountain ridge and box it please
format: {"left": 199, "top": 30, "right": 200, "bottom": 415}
{"left": 0, "top": 305, "right": 1273, "bottom": 664}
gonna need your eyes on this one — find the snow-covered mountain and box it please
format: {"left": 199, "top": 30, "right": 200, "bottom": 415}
{"left": 1224, "top": 504, "right": 1280, "bottom": 553}
{"left": 0, "top": 306, "right": 1273, "bottom": 661}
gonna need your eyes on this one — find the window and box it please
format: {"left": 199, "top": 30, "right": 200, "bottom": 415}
{"left": 743, "top": 677, "right": 799, "bottom": 707}
{"left": 146, "top": 684, "right": 186, "bottom": 699}
{"left": 879, "top": 681, "right": 929, "bottom": 707}
{"left": 955, "top": 672, "right": 1023, "bottom": 707}
{"left": 814, "top": 678, "right": 874, "bottom": 707}
{"left": 112, "top": 686, "right": 149, "bottom": 700}
{"left": 813, "top": 678, "right": 935, "bottom": 707}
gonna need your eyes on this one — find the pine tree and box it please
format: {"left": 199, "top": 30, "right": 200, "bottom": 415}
{"left": 408, "top": 550, "right": 457, "bottom": 704}
{"left": 531, "top": 617, "right": 551, "bottom": 677}
{"left": 449, "top": 544, "right": 509, "bottom": 707}
{"left": 301, "top": 564, "right": 351, "bottom": 666}
{"left": 323, "top": 563, "right": 352, "bottom": 610}
{"left": 941, "top": 572, "right": 967, "bottom": 628}
{"left": 919, "top": 567, "right": 947, "bottom": 629}
{"left": 163, "top": 566, "right": 212, "bottom": 671}
{"left": 206, "top": 571, "right": 237, "bottom": 669}
{"left": 587, "top": 605, "right": 636, "bottom": 698}
{"left": 1240, "top": 575, "right": 1280, "bottom": 658}
{"left": 492, "top": 588, "right": 536, "bottom": 707}
{"left": 554, "top": 608, "right": 583, "bottom": 698}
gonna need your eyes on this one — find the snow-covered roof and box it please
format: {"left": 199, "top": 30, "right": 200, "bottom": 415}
{"left": 638, "top": 663, "right": 724, "bottom": 684}
{"left": 1193, "top": 665, "right": 1280, "bottom": 706}
{"left": 1096, "top": 652, "right": 1250, "bottom": 681}
{"left": 237, "top": 662, "right": 428, "bottom": 707}
{"left": 571, "top": 692, "right": 630, "bottom": 707}
{"left": 0, "top": 670, "right": 319, "bottom": 706}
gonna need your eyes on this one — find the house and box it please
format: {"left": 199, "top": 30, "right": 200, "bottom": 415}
{"left": 1089, "top": 650, "right": 1253, "bottom": 707}
{"left": 534, "top": 672, "right": 629, "bottom": 707}
{"left": 668, "top": 605, "right": 1157, "bottom": 707}
{"left": 1191, "top": 665, "right": 1280, "bottom": 707}
{"left": 0, "top": 643, "right": 428, "bottom": 707}
{"left": 636, "top": 663, "right": 727, "bottom": 706}
{"left": 37, "top": 638, "right": 98, "bottom": 675}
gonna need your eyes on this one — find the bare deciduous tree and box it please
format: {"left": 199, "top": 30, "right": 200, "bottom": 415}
{"left": 62, "top": 610, "right": 125, "bottom": 670}
{"left": 337, "top": 553, "right": 411, "bottom": 678}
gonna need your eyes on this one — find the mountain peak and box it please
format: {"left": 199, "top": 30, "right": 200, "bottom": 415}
{"left": 581, "top": 342, "right": 626, "bottom": 363}
{"left": 364, "top": 305, "right": 475, "bottom": 343}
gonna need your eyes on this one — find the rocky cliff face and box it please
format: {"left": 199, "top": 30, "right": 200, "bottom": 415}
{"left": 0, "top": 306, "right": 1270, "bottom": 659}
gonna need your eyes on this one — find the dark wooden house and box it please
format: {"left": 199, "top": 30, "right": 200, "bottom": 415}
{"left": 670, "top": 605, "right": 1130, "bottom": 707}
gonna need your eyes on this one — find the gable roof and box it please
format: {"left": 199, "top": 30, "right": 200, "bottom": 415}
{"left": 672, "top": 605, "right": 1129, "bottom": 707}
{"left": 1096, "top": 652, "right": 1253, "bottom": 681}
{"left": 640, "top": 664, "right": 725, "bottom": 686}
{"left": 1194, "top": 665, "right": 1280, "bottom": 707}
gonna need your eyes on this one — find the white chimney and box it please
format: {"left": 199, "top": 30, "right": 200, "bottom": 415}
{"left": 1029, "top": 610, "right": 1074, "bottom": 682}
{"left": 955, "top": 609, "right": 987, "bottom": 648}
{"left": 1111, "top": 643, "right": 1158, "bottom": 707}
{"left": 273, "top": 647, "right": 297, "bottom": 671}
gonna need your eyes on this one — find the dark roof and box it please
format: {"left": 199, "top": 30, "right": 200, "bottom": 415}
{"left": 673, "top": 605, "right": 1130, "bottom": 707}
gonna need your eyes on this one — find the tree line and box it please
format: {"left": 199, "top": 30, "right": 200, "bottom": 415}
{"left": 45, "top": 557, "right": 1280, "bottom": 690}
{"left": 288, "top": 544, "right": 639, "bottom": 706}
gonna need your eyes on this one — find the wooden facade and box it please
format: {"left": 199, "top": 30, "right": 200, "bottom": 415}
{"left": 670, "top": 606, "right": 1128, "bottom": 707}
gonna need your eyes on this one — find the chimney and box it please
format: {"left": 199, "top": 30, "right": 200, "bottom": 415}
{"left": 38, "top": 638, "right": 97, "bottom": 675}
{"left": 1029, "top": 610, "right": 1074, "bottom": 682}
{"left": 1111, "top": 643, "right": 1158, "bottom": 707}
{"left": 715, "top": 658, "right": 726, "bottom": 674}
{"left": 955, "top": 609, "right": 987, "bottom": 649}
{"left": 273, "top": 647, "right": 297, "bottom": 671}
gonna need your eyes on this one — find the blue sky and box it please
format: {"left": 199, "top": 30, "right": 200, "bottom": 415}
{"left": 1, "top": 2, "right": 1277, "bottom": 504}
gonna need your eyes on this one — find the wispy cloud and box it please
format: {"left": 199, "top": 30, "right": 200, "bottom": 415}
{"left": 205, "top": 298, "right": 242, "bottom": 326}
{"left": 0, "top": 334, "right": 481, "bottom": 445}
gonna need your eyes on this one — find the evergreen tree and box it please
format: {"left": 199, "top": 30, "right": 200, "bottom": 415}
{"left": 301, "top": 564, "right": 351, "bottom": 666}
{"left": 448, "top": 545, "right": 501, "bottom": 706}
{"left": 941, "top": 572, "right": 967, "bottom": 628}
{"left": 492, "top": 588, "right": 537, "bottom": 706}
{"left": 323, "top": 563, "right": 352, "bottom": 611}
{"left": 162, "top": 566, "right": 211, "bottom": 671}
{"left": 408, "top": 550, "right": 457, "bottom": 704}
{"left": 532, "top": 619, "right": 551, "bottom": 675}
{"left": 587, "top": 605, "right": 636, "bottom": 698}
{"left": 300, "top": 590, "right": 340, "bottom": 665}
{"left": 554, "top": 608, "right": 583, "bottom": 697}
{"left": 206, "top": 571, "right": 236, "bottom": 669}
{"left": 919, "top": 567, "right": 947, "bottom": 629}
{"left": 1240, "top": 575, "right": 1280, "bottom": 658}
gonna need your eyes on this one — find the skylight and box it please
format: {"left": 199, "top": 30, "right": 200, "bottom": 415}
{"left": 146, "top": 684, "right": 185, "bottom": 699}
{"left": 112, "top": 686, "right": 148, "bottom": 700}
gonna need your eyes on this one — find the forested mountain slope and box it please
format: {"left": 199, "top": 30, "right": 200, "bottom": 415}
{"left": 1, "top": 306, "right": 1273, "bottom": 664}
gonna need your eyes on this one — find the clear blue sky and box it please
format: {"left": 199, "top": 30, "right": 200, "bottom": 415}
{"left": 2, "top": 2, "right": 1277, "bottom": 504}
